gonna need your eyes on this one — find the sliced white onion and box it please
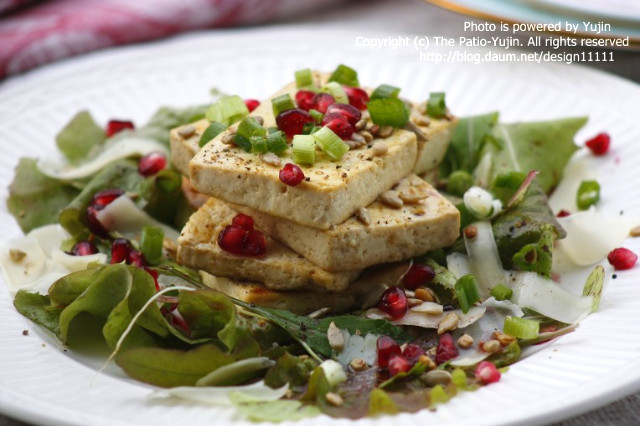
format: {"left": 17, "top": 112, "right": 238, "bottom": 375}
{"left": 465, "top": 221, "right": 506, "bottom": 297}
{"left": 50, "top": 249, "right": 107, "bottom": 273}
{"left": 446, "top": 253, "right": 472, "bottom": 279}
{"left": 464, "top": 187, "right": 495, "bottom": 219}
{"left": 548, "top": 152, "right": 598, "bottom": 213}
{"left": 365, "top": 306, "right": 486, "bottom": 329}
{"left": 336, "top": 332, "right": 378, "bottom": 367}
{"left": 96, "top": 195, "right": 180, "bottom": 241}
{"left": 556, "top": 209, "right": 638, "bottom": 266}
{"left": 509, "top": 271, "right": 593, "bottom": 324}
{"left": 150, "top": 381, "right": 288, "bottom": 405}
{"left": 38, "top": 137, "right": 167, "bottom": 181}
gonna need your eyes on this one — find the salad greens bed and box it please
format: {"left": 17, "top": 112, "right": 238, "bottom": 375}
{"left": 1, "top": 64, "right": 634, "bottom": 422}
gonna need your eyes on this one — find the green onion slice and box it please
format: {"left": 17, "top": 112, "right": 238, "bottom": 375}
{"left": 236, "top": 116, "right": 266, "bottom": 141}
{"left": 266, "top": 130, "right": 288, "bottom": 154}
{"left": 140, "top": 226, "right": 164, "bottom": 265}
{"left": 295, "top": 68, "right": 314, "bottom": 88}
{"left": 271, "top": 94, "right": 296, "bottom": 117}
{"left": 322, "top": 82, "right": 349, "bottom": 104}
{"left": 367, "top": 98, "right": 410, "bottom": 128}
{"left": 328, "top": 64, "right": 359, "bottom": 87}
{"left": 309, "top": 109, "right": 324, "bottom": 123}
{"left": 455, "top": 274, "right": 481, "bottom": 313}
{"left": 426, "top": 92, "right": 447, "bottom": 118}
{"left": 314, "top": 126, "right": 349, "bottom": 161}
{"left": 503, "top": 316, "right": 539, "bottom": 339}
{"left": 250, "top": 135, "right": 268, "bottom": 154}
{"left": 292, "top": 134, "right": 316, "bottom": 165}
{"left": 490, "top": 283, "right": 513, "bottom": 301}
{"left": 205, "top": 95, "right": 249, "bottom": 125}
{"left": 232, "top": 134, "right": 252, "bottom": 152}
{"left": 576, "top": 180, "right": 600, "bottom": 210}
{"left": 370, "top": 84, "right": 400, "bottom": 100}
{"left": 198, "top": 122, "right": 227, "bottom": 147}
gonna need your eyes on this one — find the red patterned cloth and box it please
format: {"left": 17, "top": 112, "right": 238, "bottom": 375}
{"left": 0, "top": 0, "right": 342, "bottom": 80}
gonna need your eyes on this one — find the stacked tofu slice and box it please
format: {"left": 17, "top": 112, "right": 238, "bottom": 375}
{"left": 170, "top": 74, "right": 460, "bottom": 314}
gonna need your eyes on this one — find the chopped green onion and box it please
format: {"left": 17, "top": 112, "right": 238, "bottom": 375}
{"left": 292, "top": 134, "right": 316, "bottom": 165}
{"left": 250, "top": 135, "right": 268, "bottom": 154}
{"left": 313, "top": 126, "right": 349, "bottom": 161}
{"left": 490, "top": 283, "right": 513, "bottom": 301}
{"left": 140, "top": 226, "right": 164, "bottom": 265}
{"left": 367, "top": 98, "right": 410, "bottom": 128}
{"left": 576, "top": 180, "right": 600, "bottom": 210}
{"left": 271, "top": 94, "right": 296, "bottom": 117}
{"left": 451, "top": 368, "right": 467, "bottom": 390}
{"left": 301, "top": 122, "right": 318, "bottom": 135}
{"left": 198, "top": 122, "right": 227, "bottom": 147}
{"left": 426, "top": 92, "right": 447, "bottom": 118}
{"left": 322, "top": 82, "right": 349, "bottom": 104}
{"left": 232, "top": 134, "right": 252, "bottom": 152}
{"left": 205, "top": 95, "right": 249, "bottom": 125}
{"left": 429, "top": 385, "right": 450, "bottom": 406}
{"left": 454, "top": 274, "right": 481, "bottom": 313}
{"left": 327, "top": 64, "right": 359, "bottom": 87}
{"left": 309, "top": 109, "right": 324, "bottom": 123}
{"left": 295, "top": 68, "right": 313, "bottom": 88}
{"left": 370, "top": 84, "right": 400, "bottom": 100}
{"left": 447, "top": 170, "right": 474, "bottom": 197}
{"left": 236, "top": 116, "right": 266, "bottom": 141}
{"left": 503, "top": 316, "right": 539, "bottom": 339}
{"left": 266, "top": 130, "right": 288, "bottom": 154}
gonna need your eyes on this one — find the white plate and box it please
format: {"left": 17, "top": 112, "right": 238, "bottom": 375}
{"left": 1, "top": 28, "right": 640, "bottom": 426}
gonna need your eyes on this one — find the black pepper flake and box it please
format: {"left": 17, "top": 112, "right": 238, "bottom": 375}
{"left": 612, "top": 274, "right": 618, "bottom": 279}
{"left": 336, "top": 165, "right": 342, "bottom": 169}
{"left": 305, "top": 177, "right": 311, "bottom": 182}
{"left": 22, "top": 330, "right": 28, "bottom": 336}
{"left": 341, "top": 172, "right": 348, "bottom": 179}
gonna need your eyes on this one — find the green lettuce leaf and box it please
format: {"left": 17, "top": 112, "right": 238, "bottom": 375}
{"left": 482, "top": 117, "right": 587, "bottom": 193}
{"left": 55, "top": 111, "right": 105, "bottom": 162}
{"left": 116, "top": 344, "right": 233, "bottom": 387}
{"left": 232, "top": 399, "right": 321, "bottom": 422}
{"left": 125, "top": 105, "right": 208, "bottom": 148}
{"left": 13, "top": 291, "right": 62, "bottom": 334}
{"left": 7, "top": 158, "right": 80, "bottom": 233}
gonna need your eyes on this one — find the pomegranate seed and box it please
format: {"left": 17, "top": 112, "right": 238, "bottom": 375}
{"left": 295, "top": 90, "right": 316, "bottom": 111}
{"left": 86, "top": 205, "right": 108, "bottom": 237}
{"left": 242, "top": 229, "right": 267, "bottom": 257}
{"left": 312, "top": 93, "right": 335, "bottom": 114}
{"left": 71, "top": 241, "right": 98, "bottom": 256}
{"left": 607, "top": 247, "right": 638, "bottom": 270}
{"left": 217, "top": 225, "right": 267, "bottom": 257}
{"left": 232, "top": 213, "right": 254, "bottom": 229}
{"left": 435, "top": 333, "right": 459, "bottom": 365}
{"left": 138, "top": 152, "right": 166, "bottom": 177}
{"left": 144, "top": 267, "right": 160, "bottom": 292}
{"left": 279, "top": 163, "right": 305, "bottom": 186}
{"left": 402, "top": 343, "right": 425, "bottom": 363}
{"left": 403, "top": 264, "right": 436, "bottom": 289}
{"left": 585, "top": 133, "right": 610, "bottom": 156}
{"left": 321, "top": 112, "right": 354, "bottom": 140}
{"left": 276, "top": 108, "right": 314, "bottom": 138}
{"left": 556, "top": 209, "right": 571, "bottom": 218}
{"left": 111, "top": 238, "right": 132, "bottom": 264}
{"left": 128, "top": 250, "right": 147, "bottom": 267}
{"left": 326, "top": 103, "right": 362, "bottom": 126}
{"left": 106, "top": 120, "right": 134, "bottom": 137}
{"left": 343, "top": 86, "right": 369, "bottom": 110}
{"left": 475, "top": 361, "right": 501, "bottom": 384}
{"left": 376, "top": 336, "right": 401, "bottom": 367}
{"left": 92, "top": 188, "right": 124, "bottom": 207}
{"left": 244, "top": 99, "right": 260, "bottom": 112}
{"left": 388, "top": 355, "right": 412, "bottom": 377}
{"left": 378, "top": 286, "right": 408, "bottom": 319}
{"left": 218, "top": 225, "right": 248, "bottom": 256}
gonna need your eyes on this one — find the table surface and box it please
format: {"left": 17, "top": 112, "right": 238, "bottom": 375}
{"left": 1, "top": 0, "right": 638, "bottom": 425}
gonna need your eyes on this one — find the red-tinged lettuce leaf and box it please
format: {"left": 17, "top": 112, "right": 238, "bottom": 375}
{"left": 482, "top": 117, "right": 586, "bottom": 194}
{"left": 116, "top": 344, "right": 233, "bottom": 387}
{"left": 7, "top": 158, "right": 80, "bottom": 233}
